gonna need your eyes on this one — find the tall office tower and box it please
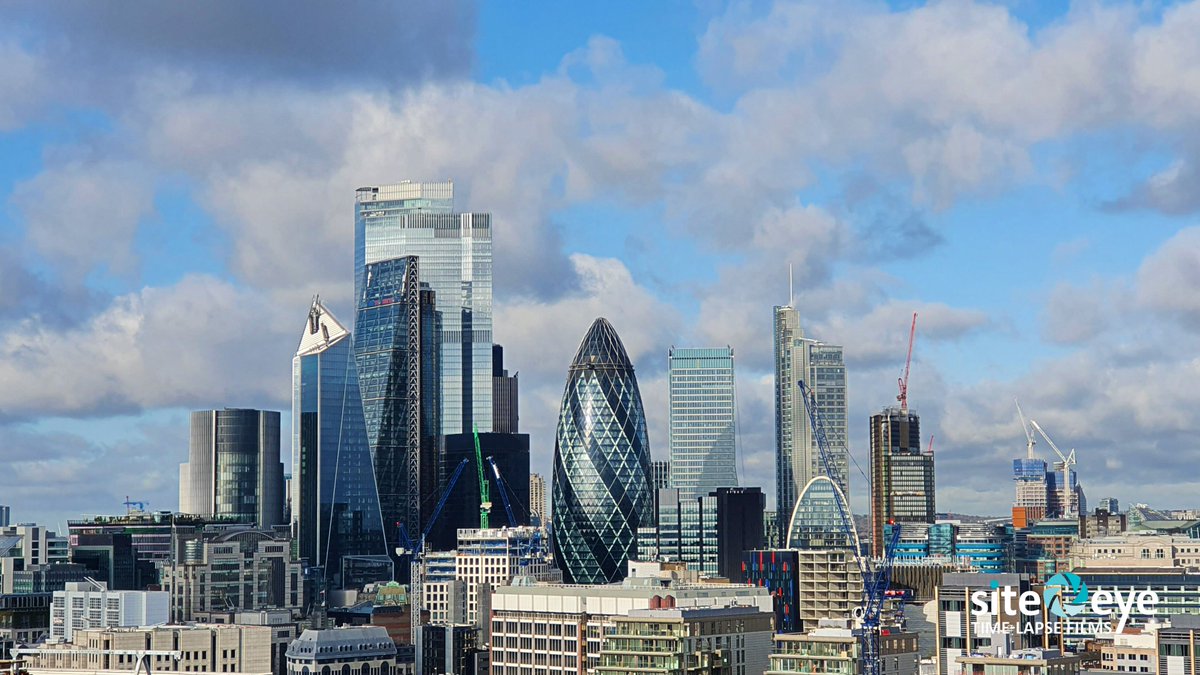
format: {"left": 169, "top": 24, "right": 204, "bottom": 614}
{"left": 1098, "top": 497, "right": 1119, "bottom": 514}
{"left": 292, "top": 299, "right": 389, "bottom": 586}
{"left": 552, "top": 318, "right": 653, "bottom": 584}
{"left": 492, "top": 344, "right": 519, "bottom": 433}
{"left": 354, "top": 182, "right": 493, "bottom": 434}
{"left": 1012, "top": 458, "right": 1049, "bottom": 528}
{"left": 179, "top": 409, "right": 285, "bottom": 528}
{"left": 668, "top": 347, "right": 738, "bottom": 498}
{"left": 869, "top": 408, "right": 935, "bottom": 557}
{"left": 528, "top": 474, "right": 546, "bottom": 527}
{"left": 0, "top": 506, "right": 8, "bottom": 527}
{"left": 715, "top": 487, "right": 765, "bottom": 582}
{"left": 354, "top": 256, "right": 441, "bottom": 546}
{"left": 432, "top": 431, "right": 530, "bottom": 551}
{"left": 773, "top": 305, "right": 847, "bottom": 543}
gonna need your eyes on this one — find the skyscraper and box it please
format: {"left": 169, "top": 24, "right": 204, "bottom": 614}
{"left": 354, "top": 181, "right": 493, "bottom": 434}
{"left": 668, "top": 347, "right": 738, "bottom": 498}
{"left": 785, "top": 476, "right": 860, "bottom": 551}
{"left": 528, "top": 474, "right": 546, "bottom": 527}
{"left": 552, "top": 318, "right": 653, "bottom": 584}
{"left": 774, "top": 305, "right": 847, "bottom": 542}
{"left": 180, "top": 408, "right": 284, "bottom": 528}
{"left": 354, "top": 255, "right": 441, "bottom": 546}
{"left": 869, "top": 408, "right": 935, "bottom": 557}
{"left": 492, "top": 344, "right": 519, "bottom": 433}
{"left": 292, "top": 299, "right": 389, "bottom": 585}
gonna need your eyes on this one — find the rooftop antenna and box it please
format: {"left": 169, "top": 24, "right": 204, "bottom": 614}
{"left": 788, "top": 263, "right": 794, "bottom": 307}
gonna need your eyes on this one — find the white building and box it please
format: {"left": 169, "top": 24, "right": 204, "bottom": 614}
{"left": 285, "top": 627, "right": 397, "bottom": 675}
{"left": 50, "top": 581, "right": 169, "bottom": 642}
{"left": 489, "top": 561, "right": 771, "bottom": 675}
{"left": 597, "top": 605, "right": 773, "bottom": 675}
{"left": 455, "top": 527, "right": 556, "bottom": 627}
{"left": 767, "top": 621, "right": 920, "bottom": 675}
{"left": 0, "top": 525, "right": 69, "bottom": 593}
{"left": 667, "top": 347, "right": 738, "bottom": 498}
{"left": 23, "top": 624, "right": 273, "bottom": 675}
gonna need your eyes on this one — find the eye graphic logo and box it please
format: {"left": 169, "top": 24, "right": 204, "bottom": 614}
{"left": 1043, "top": 572, "right": 1089, "bottom": 618}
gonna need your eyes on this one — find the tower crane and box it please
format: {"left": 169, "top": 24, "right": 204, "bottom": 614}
{"left": 1015, "top": 399, "right": 1036, "bottom": 459}
{"left": 486, "top": 456, "right": 519, "bottom": 527}
{"left": 1028, "top": 418, "right": 1080, "bottom": 516}
{"left": 473, "top": 426, "right": 492, "bottom": 530}
{"left": 896, "top": 313, "right": 918, "bottom": 410}
{"left": 798, "top": 380, "right": 901, "bottom": 675}
{"left": 395, "top": 457, "right": 470, "bottom": 639}
{"left": 123, "top": 496, "right": 148, "bottom": 514}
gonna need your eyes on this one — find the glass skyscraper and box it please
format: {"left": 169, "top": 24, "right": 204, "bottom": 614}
{"left": 773, "top": 305, "right": 847, "bottom": 542}
{"left": 668, "top": 346, "right": 737, "bottom": 497}
{"left": 354, "top": 181, "right": 493, "bottom": 434}
{"left": 785, "top": 475, "right": 860, "bottom": 551}
{"left": 292, "top": 299, "right": 388, "bottom": 586}
{"left": 869, "top": 407, "right": 935, "bottom": 556}
{"left": 354, "top": 255, "right": 441, "bottom": 546}
{"left": 552, "top": 318, "right": 653, "bottom": 584}
{"left": 180, "top": 408, "right": 284, "bottom": 528}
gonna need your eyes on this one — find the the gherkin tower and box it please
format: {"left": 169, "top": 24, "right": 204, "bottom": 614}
{"left": 552, "top": 318, "right": 654, "bottom": 584}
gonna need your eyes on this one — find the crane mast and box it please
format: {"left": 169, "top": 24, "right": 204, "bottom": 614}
{"left": 896, "top": 312, "right": 917, "bottom": 410}
{"left": 473, "top": 425, "right": 491, "bottom": 529}
{"left": 798, "top": 380, "right": 901, "bottom": 675}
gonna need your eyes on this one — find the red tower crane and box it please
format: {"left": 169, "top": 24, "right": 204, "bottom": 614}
{"left": 896, "top": 312, "right": 918, "bottom": 410}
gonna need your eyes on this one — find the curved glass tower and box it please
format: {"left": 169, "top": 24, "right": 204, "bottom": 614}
{"left": 552, "top": 318, "right": 654, "bottom": 584}
{"left": 785, "top": 475, "right": 861, "bottom": 551}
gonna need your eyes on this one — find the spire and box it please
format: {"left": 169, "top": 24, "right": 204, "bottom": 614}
{"left": 296, "top": 297, "right": 350, "bottom": 356}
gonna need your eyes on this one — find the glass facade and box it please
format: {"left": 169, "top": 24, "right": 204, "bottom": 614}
{"left": 181, "top": 408, "right": 284, "bottom": 528}
{"left": 785, "top": 476, "right": 860, "bottom": 551}
{"left": 774, "top": 306, "right": 847, "bottom": 542}
{"left": 552, "top": 318, "right": 654, "bottom": 584}
{"left": 292, "top": 299, "right": 388, "bottom": 586}
{"left": 637, "top": 489, "right": 719, "bottom": 576}
{"left": 668, "top": 347, "right": 737, "bottom": 498}
{"left": 354, "top": 255, "right": 441, "bottom": 545}
{"left": 869, "top": 408, "right": 935, "bottom": 556}
{"left": 354, "top": 182, "right": 493, "bottom": 435}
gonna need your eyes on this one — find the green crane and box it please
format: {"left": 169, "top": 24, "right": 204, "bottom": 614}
{"left": 474, "top": 425, "right": 492, "bottom": 529}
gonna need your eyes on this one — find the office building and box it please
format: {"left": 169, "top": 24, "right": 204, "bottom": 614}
{"left": 785, "top": 476, "right": 860, "bottom": 551}
{"left": 1157, "top": 615, "right": 1200, "bottom": 675}
{"left": 885, "top": 522, "right": 1010, "bottom": 573}
{"left": 763, "top": 510, "right": 782, "bottom": 549}
{"left": 354, "top": 181, "right": 493, "bottom": 435}
{"left": 354, "top": 255, "right": 442, "bottom": 545}
{"left": 433, "top": 432, "right": 530, "bottom": 551}
{"left": 417, "top": 624, "right": 479, "bottom": 675}
{"left": 715, "top": 487, "right": 766, "bottom": 582}
{"left": 1098, "top": 496, "right": 1120, "bottom": 514}
{"left": 286, "top": 627, "right": 397, "bottom": 675}
{"left": 0, "top": 524, "right": 69, "bottom": 593}
{"left": 492, "top": 344, "right": 519, "bottom": 434}
{"left": 489, "top": 561, "right": 771, "bottom": 675}
{"left": 528, "top": 474, "right": 546, "bottom": 527}
{"left": 27, "top": 624, "right": 275, "bottom": 675}
{"left": 189, "top": 609, "right": 299, "bottom": 675}
{"left": 160, "top": 528, "right": 304, "bottom": 623}
{"left": 637, "top": 487, "right": 764, "bottom": 581}
{"left": 0, "top": 507, "right": 8, "bottom": 527}
{"left": 66, "top": 512, "right": 224, "bottom": 577}
{"left": 774, "top": 305, "right": 847, "bottom": 542}
{"left": 292, "top": 299, "right": 389, "bottom": 586}
{"left": 0, "top": 593, "right": 51, "bottom": 661}
{"left": 1012, "top": 456, "right": 1049, "bottom": 529}
{"left": 454, "top": 527, "right": 554, "bottom": 626}
{"left": 180, "top": 408, "right": 285, "bottom": 528}
{"left": 934, "top": 573, "right": 1039, "bottom": 675}
{"left": 50, "top": 580, "right": 169, "bottom": 642}
{"left": 766, "top": 622, "right": 920, "bottom": 675}
{"left": 743, "top": 549, "right": 863, "bottom": 634}
{"left": 9, "top": 563, "right": 89, "bottom": 594}
{"left": 870, "top": 407, "right": 935, "bottom": 557}
{"left": 552, "top": 318, "right": 654, "bottom": 584}
{"left": 1096, "top": 624, "right": 1157, "bottom": 673}
{"left": 667, "top": 347, "right": 738, "bottom": 498}
{"left": 1016, "top": 518, "right": 1079, "bottom": 582}
{"left": 652, "top": 460, "right": 671, "bottom": 490}
{"left": 596, "top": 605, "right": 774, "bottom": 675}
{"left": 420, "top": 552, "right": 465, "bottom": 626}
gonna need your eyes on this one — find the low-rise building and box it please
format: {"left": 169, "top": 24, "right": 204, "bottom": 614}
{"left": 0, "top": 593, "right": 51, "bottom": 661}
{"left": 50, "top": 581, "right": 169, "bottom": 642}
{"left": 285, "top": 627, "right": 397, "bottom": 675}
{"left": 934, "top": 573, "right": 1040, "bottom": 675}
{"left": 1155, "top": 615, "right": 1200, "bottom": 675}
{"left": 192, "top": 609, "right": 299, "bottom": 675}
{"left": 596, "top": 605, "right": 773, "bottom": 675}
{"left": 1096, "top": 625, "right": 1156, "bottom": 673}
{"left": 956, "top": 648, "right": 1080, "bottom": 675}
{"left": 766, "top": 621, "right": 919, "bottom": 675}
{"left": 10, "top": 564, "right": 90, "bottom": 594}
{"left": 23, "top": 624, "right": 273, "bottom": 674}
{"left": 416, "top": 624, "right": 478, "bottom": 675}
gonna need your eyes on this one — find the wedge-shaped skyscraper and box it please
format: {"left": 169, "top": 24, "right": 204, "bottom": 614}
{"left": 552, "top": 318, "right": 653, "bottom": 584}
{"left": 292, "top": 299, "right": 389, "bottom": 586}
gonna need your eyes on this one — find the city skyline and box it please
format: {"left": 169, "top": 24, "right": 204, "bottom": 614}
{"left": 3, "top": 1, "right": 1200, "bottom": 527}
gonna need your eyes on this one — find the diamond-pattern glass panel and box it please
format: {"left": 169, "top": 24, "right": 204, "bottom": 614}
{"left": 552, "top": 318, "right": 654, "bottom": 584}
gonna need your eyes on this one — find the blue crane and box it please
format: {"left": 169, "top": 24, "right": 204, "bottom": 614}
{"left": 797, "top": 380, "right": 901, "bottom": 675}
{"left": 395, "top": 458, "right": 470, "bottom": 559}
{"left": 485, "top": 456, "right": 518, "bottom": 527}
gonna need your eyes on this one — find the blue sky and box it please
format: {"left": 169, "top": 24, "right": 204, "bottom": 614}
{"left": 2, "top": 0, "right": 1200, "bottom": 527}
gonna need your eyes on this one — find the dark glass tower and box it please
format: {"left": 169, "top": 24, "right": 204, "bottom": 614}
{"left": 180, "top": 408, "right": 284, "bottom": 528}
{"left": 552, "top": 318, "right": 653, "bottom": 584}
{"left": 292, "top": 299, "right": 389, "bottom": 586}
{"left": 354, "top": 256, "right": 442, "bottom": 548}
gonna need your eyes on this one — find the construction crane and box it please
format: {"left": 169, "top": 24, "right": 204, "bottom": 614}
{"left": 473, "top": 426, "right": 492, "bottom": 530}
{"left": 798, "top": 379, "right": 901, "bottom": 675}
{"left": 1015, "top": 399, "right": 1036, "bottom": 459}
{"left": 123, "top": 496, "right": 148, "bottom": 514}
{"left": 395, "top": 457, "right": 470, "bottom": 641}
{"left": 1029, "top": 418, "right": 1079, "bottom": 516}
{"left": 896, "top": 312, "right": 918, "bottom": 410}
{"left": 486, "top": 456, "right": 518, "bottom": 527}
{"left": 1029, "top": 419, "right": 1075, "bottom": 471}
{"left": 926, "top": 435, "right": 934, "bottom": 455}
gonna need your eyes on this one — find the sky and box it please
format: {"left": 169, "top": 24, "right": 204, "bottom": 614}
{"left": 2, "top": 0, "right": 1200, "bottom": 528}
